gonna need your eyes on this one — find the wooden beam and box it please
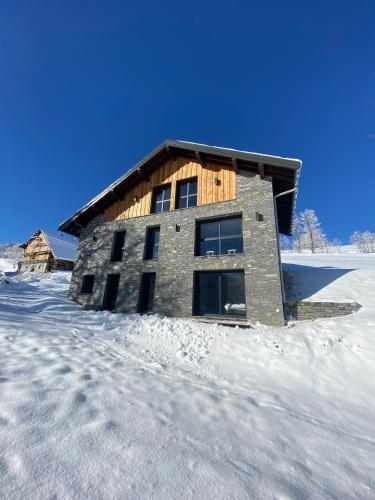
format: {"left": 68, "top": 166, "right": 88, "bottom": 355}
{"left": 266, "top": 168, "right": 294, "bottom": 182}
{"left": 73, "top": 219, "right": 84, "bottom": 228}
{"left": 111, "top": 188, "right": 123, "bottom": 201}
{"left": 258, "top": 162, "right": 265, "bottom": 179}
{"left": 90, "top": 205, "right": 101, "bottom": 215}
{"left": 231, "top": 158, "right": 239, "bottom": 172}
{"left": 136, "top": 167, "right": 150, "bottom": 182}
{"left": 195, "top": 151, "right": 205, "bottom": 168}
{"left": 166, "top": 145, "right": 176, "bottom": 161}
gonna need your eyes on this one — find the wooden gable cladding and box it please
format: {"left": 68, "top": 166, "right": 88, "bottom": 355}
{"left": 23, "top": 232, "right": 51, "bottom": 262}
{"left": 104, "top": 156, "right": 237, "bottom": 222}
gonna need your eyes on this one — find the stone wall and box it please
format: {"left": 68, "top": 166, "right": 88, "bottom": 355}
{"left": 284, "top": 300, "right": 361, "bottom": 321}
{"left": 69, "top": 171, "right": 285, "bottom": 326}
{"left": 19, "top": 260, "right": 49, "bottom": 273}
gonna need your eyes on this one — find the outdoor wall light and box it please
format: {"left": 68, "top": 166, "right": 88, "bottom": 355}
{"left": 133, "top": 196, "right": 138, "bottom": 203}
{"left": 256, "top": 212, "right": 264, "bottom": 222}
{"left": 175, "top": 224, "right": 181, "bottom": 232}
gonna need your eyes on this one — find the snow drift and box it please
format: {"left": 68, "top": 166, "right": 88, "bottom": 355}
{"left": 0, "top": 252, "right": 374, "bottom": 499}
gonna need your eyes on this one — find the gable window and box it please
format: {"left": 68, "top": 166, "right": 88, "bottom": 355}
{"left": 81, "top": 274, "right": 95, "bottom": 294}
{"left": 144, "top": 226, "right": 160, "bottom": 260}
{"left": 110, "top": 231, "right": 126, "bottom": 262}
{"left": 196, "top": 216, "right": 243, "bottom": 256}
{"left": 176, "top": 177, "right": 197, "bottom": 209}
{"left": 151, "top": 184, "right": 171, "bottom": 213}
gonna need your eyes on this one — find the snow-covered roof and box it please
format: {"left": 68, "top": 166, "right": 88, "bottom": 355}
{"left": 59, "top": 139, "right": 302, "bottom": 236}
{"left": 43, "top": 232, "right": 77, "bottom": 262}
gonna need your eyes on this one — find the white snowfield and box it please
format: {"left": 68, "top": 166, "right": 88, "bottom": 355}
{"left": 0, "top": 252, "right": 374, "bottom": 499}
{"left": 0, "top": 257, "right": 18, "bottom": 273}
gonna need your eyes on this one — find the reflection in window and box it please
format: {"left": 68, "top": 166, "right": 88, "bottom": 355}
{"left": 196, "top": 216, "right": 243, "bottom": 256}
{"left": 151, "top": 184, "right": 171, "bottom": 213}
{"left": 176, "top": 178, "right": 197, "bottom": 209}
{"left": 111, "top": 231, "right": 126, "bottom": 262}
{"left": 144, "top": 227, "right": 160, "bottom": 260}
{"left": 194, "top": 271, "right": 246, "bottom": 317}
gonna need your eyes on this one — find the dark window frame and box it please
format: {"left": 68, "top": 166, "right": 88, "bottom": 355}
{"left": 137, "top": 272, "right": 156, "bottom": 313}
{"left": 151, "top": 183, "right": 171, "bottom": 213}
{"left": 144, "top": 226, "right": 160, "bottom": 260}
{"left": 195, "top": 215, "right": 243, "bottom": 256}
{"left": 102, "top": 273, "right": 120, "bottom": 311}
{"left": 193, "top": 270, "right": 246, "bottom": 318}
{"left": 175, "top": 177, "right": 198, "bottom": 209}
{"left": 81, "top": 274, "right": 95, "bottom": 294}
{"left": 110, "top": 230, "right": 126, "bottom": 262}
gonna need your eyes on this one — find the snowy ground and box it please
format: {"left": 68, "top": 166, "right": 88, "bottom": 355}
{"left": 0, "top": 253, "right": 374, "bottom": 499}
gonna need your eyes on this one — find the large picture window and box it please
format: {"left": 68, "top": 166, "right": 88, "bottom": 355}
{"left": 151, "top": 184, "right": 171, "bottom": 213}
{"left": 196, "top": 216, "right": 243, "bottom": 256}
{"left": 194, "top": 271, "right": 246, "bottom": 317}
{"left": 144, "top": 226, "right": 160, "bottom": 260}
{"left": 176, "top": 177, "right": 197, "bottom": 209}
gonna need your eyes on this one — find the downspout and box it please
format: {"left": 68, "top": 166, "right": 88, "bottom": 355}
{"left": 273, "top": 188, "right": 296, "bottom": 321}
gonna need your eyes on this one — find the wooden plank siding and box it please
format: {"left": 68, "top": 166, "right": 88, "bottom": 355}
{"left": 23, "top": 232, "right": 52, "bottom": 262}
{"left": 104, "top": 156, "right": 237, "bottom": 222}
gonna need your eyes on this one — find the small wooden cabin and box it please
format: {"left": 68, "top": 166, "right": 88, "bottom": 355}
{"left": 19, "top": 229, "right": 77, "bottom": 272}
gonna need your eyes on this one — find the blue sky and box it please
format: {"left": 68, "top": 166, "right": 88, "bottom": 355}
{"left": 1, "top": 0, "right": 374, "bottom": 243}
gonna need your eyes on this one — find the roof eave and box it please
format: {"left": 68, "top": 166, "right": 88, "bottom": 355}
{"left": 59, "top": 140, "right": 302, "bottom": 236}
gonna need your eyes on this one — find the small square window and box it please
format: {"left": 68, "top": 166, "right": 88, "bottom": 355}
{"left": 151, "top": 184, "right": 171, "bottom": 213}
{"left": 176, "top": 178, "right": 198, "bottom": 209}
{"left": 81, "top": 275, "right": 95, "bottom": 294}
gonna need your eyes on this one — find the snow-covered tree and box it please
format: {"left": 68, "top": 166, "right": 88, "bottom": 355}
{"left": 330, "top": 238, "right": 342, "bottom": 253}
{"left": 292, "top": 213, "right": 304, "bottom": 253}
{"left": 351, "top": 231, "right": 375, "bottom": 253}
{"left": 279, "top": 234, "right": 291, "bottom": 252}
{"left": 298, "top": 209, "right": 327, "bottom": 254}
{"left": 0, "top": 243, "right": 22, "bottom": 271}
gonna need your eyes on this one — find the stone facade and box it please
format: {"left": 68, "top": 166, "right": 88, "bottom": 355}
{"left": 285, "top": 300, "right": 360, "bottom": 321}
{"left": 18, "top": 259, "right": 74, "bottom": 273}
{"left": 69, "top": 170, "right": 286, "bottom": 326}
{"left": 19, "top": 260, "right": 50, "bottom": 273}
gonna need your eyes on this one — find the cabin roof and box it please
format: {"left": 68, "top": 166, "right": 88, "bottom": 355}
{"left": 43, "top": 232, "right": 77, "bottom": 261}
{"left": 59, "top": 140, "right": 302, "bottom": 236}
{"left": 20, "top": 230, "right": 77, "bottom": 262}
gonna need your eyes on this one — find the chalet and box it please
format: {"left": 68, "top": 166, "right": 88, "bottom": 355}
{"left": 59, "top": 140, "right": 301, "bottom": 326}
{"left": 19, "top": 230, "right": 77, "bottom": 272}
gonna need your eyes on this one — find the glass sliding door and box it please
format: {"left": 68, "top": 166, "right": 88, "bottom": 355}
{"left": 220, "top": 272, "right": 246, "bottom": 316}
{"left": 195, "top": 272, "right": 220, "bottom": 316}
{"left": 194, "top": 271, "right": 246, "bottom": 318}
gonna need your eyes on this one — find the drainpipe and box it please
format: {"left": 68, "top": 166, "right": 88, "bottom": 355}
{"left": 273, "top": 188, "right": 296, "bottom": 319}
